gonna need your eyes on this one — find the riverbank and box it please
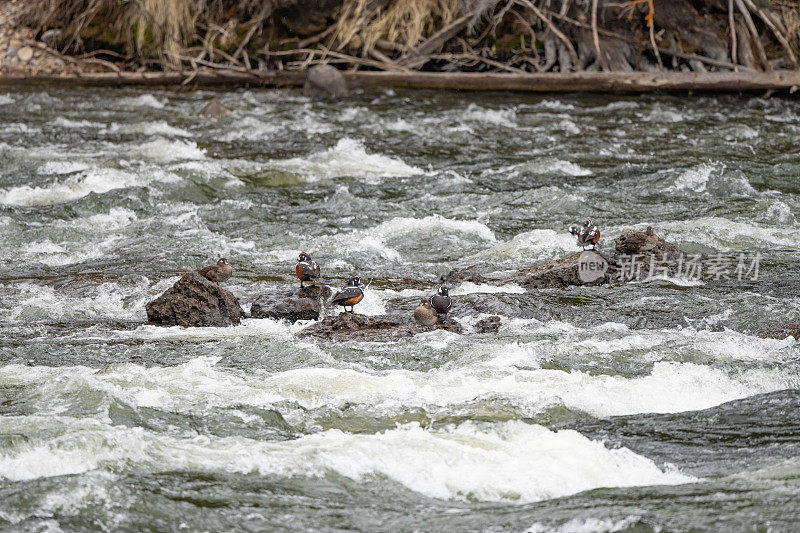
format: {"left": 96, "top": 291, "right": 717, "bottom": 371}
{"left": 2, "top": 0, "right": 800, "bottom": 94}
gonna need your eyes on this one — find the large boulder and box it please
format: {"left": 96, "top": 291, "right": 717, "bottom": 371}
{"left": 511, "top": 251, "right": 611, "bottom": 289}
{"left": 304, "top": 64, "right": 348, "bottom": 98}
{"left": 250, "top": 285, "right": 332, "bottom": 322}
{"left": 300, "top": 312, "right": 463, "bottom": 342}
{"left": 145, "top": 272, "right": 245, "bottom": 327}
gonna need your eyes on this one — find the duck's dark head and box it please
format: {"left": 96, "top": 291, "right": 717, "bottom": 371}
{"left": 347, "top": 276, "right": 361, "bottom": 287}
{"left": 583, "top": 218, "right": 592, "bottom": 228}
{"left": 438, "top": 286, "right": 449, "bottom": 296}
{"left": 298, "top": 252, "right": 312, "bottom": 262}
{"left": 218, "top": 258, "right": 229, "bottom": 266}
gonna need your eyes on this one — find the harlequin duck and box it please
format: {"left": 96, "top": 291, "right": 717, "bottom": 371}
{"left": 430, "top": 286, "right": 453, "bottom": 317}
{"left": 569, "top": 218, "right": 600, "bottom": 250}
{"left": 414, "top": 299, "right": 438, "bottom": 328}
{"left": 295, "top": 252, "right": 321, "bottom": 287}
{"left": 197, "top": 258, "right": 232, "bottom": 283}
{"left": 330, "top": 276, "right": 364, "bottom": 313}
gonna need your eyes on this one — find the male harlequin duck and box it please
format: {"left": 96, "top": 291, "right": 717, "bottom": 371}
{"left": 295, "top": 252, "right": 321, "bottom": 287}
{"left": 569, "top": 218, "right": 600, "bottom": 250}
{"left": 414, "top": 299, "right": 438, "bottom": 328}
{"left": 430, "top": 286, "right": 453, "bottom": 317}
{"left": 197, "top": 258, "right": 232, "bottom": 283}
{"left": 330, "top": 276, "right": 364, "bottom": 313}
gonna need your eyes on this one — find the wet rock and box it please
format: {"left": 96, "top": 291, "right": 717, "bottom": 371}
{"left": 439, "top": 267, "right": 486, "bottom": 286}
{"left": 300, "top": 312, "right": 463, "bottom": 342}
{"left": 198, "top": 98, "right": 231, "bottom": 117}
{"left": 511, "top": 252, "right": 611, "bottom": 289}
{"left": 304, "top": 64, "right": 347, "bottom": 98}
{"left": 6, "top": 46, "right": 18, "bottom": 59}
{"left": 475, "top": 315, "right": 501, "bottom": 334}
{"left": 16, "top": 46, "right": 32, "bottom": 63}
{"left": 250, "top": 285, "right": 332, "bottom": 323}
{"left": 145, "top": 272, "right": 245, "bottom": 327}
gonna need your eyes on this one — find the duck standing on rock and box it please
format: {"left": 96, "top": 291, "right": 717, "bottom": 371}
{"left": 197, "top": 258, "right": 232, "bottom": 284}
{"left": 330, "top": 276, "right": 364, "bottom": 313}
{"left": 414, "top": 299, "right": 438, "bottom": 328}
{"left": 430, "top": 286, "right": 453, "bottom": 318}
{"left": 569, "top": 219, "right": 600, "bottom": 250}
{"left": 295, "top": 252, "right": 321, "bottom": 287}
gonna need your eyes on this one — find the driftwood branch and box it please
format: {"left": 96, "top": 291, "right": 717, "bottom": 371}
{"left": 6, "top": 70, "right": 800, "bottom": 95}
{"left": 742, "top": 0, "right": 797, "bottom": 68}
{"left": 729, "top": 0, "right": 738, "bottom": 67}
{"left": 515, "top": 0, "right": 581, "bottom": 70}
{"left": 401, "top": 13, "right": 474, "bottom": 69}
{"left": 735, "top": 0, "right": 769, "bottom": 70}
{"left": 546, "top": 10, "right": 750, "bottom": 71}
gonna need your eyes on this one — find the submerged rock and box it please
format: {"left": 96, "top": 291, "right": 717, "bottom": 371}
{"left": 304, "top": 64, "right": 347, "bottom": 98}
{"left": 250, "top": 285, "right": 332, "bottom": 322}
{"left": 475, "top": 315, "right": 502, "bottom": 333}
{"left": 145, "top": 272, "right": 245, "bottom": 327}
{"left": 439, "top": 267, "right": 486, "bottom": 286}
{"left": 198, "top": 98, "right": 231, "bottom": 117}
{"left": 300, "top": 312, "right": 463, "bottom": 342}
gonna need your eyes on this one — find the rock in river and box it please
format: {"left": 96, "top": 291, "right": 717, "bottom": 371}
{"left": 304, "top": 64, "right": 348, "bottom": 98}
{"left": 511, "top": 251, "right": 612, "bottom": 289}
{"left": 250, "top": 285, "right": 332, "bottom": 322}
{"left": 145, "top": 272, "right": 245, "bottom": 327}
{"left": 475, "top": 315, "right": 502, "bottom": 333}
{"left": 301, "top": 312, "right": 463, "bottom": 342}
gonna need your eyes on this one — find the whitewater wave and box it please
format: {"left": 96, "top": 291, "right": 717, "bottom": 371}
{"left": 271, "top": 138, "right": 422, "bottom": 181}
{"left": 132, "top": 138, "right": 206, "bottom": 162}
{"left": 0, "top": 167, "right": 180, "bottom": 206}
{"left": 3, "top": 345, "right": 795, "bottom": 422}
{"left": 659, "top": 216, "right": 800, "bottom": 250}
{"left": 666, "top": 162, "right": 756, "bottom": 196}
{"left": 0, "top": 417, "right": 692, "bottom": 503}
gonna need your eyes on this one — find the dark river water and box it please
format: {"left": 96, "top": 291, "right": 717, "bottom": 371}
{"left": 0, "top": 85, "right": 799, "bottom": 532}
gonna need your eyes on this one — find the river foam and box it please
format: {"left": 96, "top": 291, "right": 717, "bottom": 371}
{"left": 271, "top": 138, "right": 422, "bottom": 181}
{"left": 0, "top": 416, "right": 692, "bottom": 503}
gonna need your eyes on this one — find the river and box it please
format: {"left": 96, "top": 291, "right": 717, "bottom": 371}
{"left": 0, "top": 86, "right": 799, "bottom": 531}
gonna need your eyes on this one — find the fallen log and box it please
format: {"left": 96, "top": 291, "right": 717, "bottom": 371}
{"left": 2, "top": 70, "right": 800, "bottom": 94}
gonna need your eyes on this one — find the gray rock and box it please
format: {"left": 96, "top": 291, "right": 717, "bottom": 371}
{"left": 439, "top": 267, "right": 485, "bottom": 286}
{"left": 511, "top": 252, "right": 611, "bottom": 289}
{"left": 300, "top": 312, "right": 463, "bottom": 342}
{"left": 198, "top": 98, "right": 231, "bottom": 117}
{"left": 304, "top": 64, "right": 347, "bottom": 98}
{"left": 145, "top": 272, "right": 245, "bottom": 327}
{"left": 6, "top": 46, "right": 18, "bottom": 60}
{"left": 250, "top": 285, "right": 332, "bottom": 322}
{"left": 475, "top": 315, "right": 501, "bottom": 333}
{"left": 40, "top": 29, "right": 62, "bottom": 48}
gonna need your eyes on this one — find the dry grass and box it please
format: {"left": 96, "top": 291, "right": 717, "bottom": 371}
{"left": 22, "top": 0, "right": 269, "bottom": 67}
{"left": 332, "top": 0, "right": 465, "bottom": 52}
